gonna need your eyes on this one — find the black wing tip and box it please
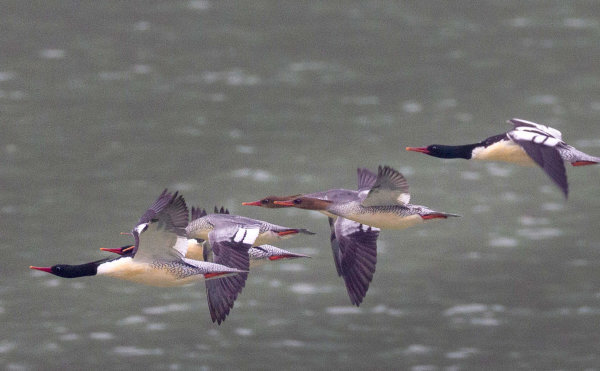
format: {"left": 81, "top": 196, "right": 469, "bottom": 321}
{"left": 300, "top": 229, "right": 316, "bottom": 235}
{"left": 213, "top": 206, "right": 230, "bottom": 214}
{"left": 191, "top": 206, "right": 208, "bottom": 220}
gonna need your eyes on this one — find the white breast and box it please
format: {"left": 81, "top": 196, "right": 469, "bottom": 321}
{"left": 342, "top": 212, "right": 424, "bottom": 230}
{"left": 471, "top": 140, "right": 536, "bottom": 166}
{"left": 97, "top": 258, "right": 199, "bottom": 287}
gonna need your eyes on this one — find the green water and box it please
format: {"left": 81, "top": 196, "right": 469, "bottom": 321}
{"left": 3, "top": 1, "right": 600, "bottom": 369}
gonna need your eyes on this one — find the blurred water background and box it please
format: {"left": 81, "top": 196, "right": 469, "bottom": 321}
{"left": 3, "top": 1, "right": 600, "bottom": 369}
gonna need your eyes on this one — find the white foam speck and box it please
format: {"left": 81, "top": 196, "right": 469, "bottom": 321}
{"left": 235, "top": 328, "right": 254, "bottom": 336}
{"left": 143, "top": 303, "right": 191, "bottom": 315}
{"left": 43, "top": 279, "right": 61, "bottom": 287}
{"left": 231, "top": 168, "right": 275, "bottom": 182}
{"left": 411, "top": 366, "right": 437, "bottom": 371}
{"left": 0, "top": 71, "right": 16, "bottom": 81}
{"left": 40, "top": 49, "right": 65, "bottom": 59}
{"left": 519, "top": 216, "right": 550, "bottom": 226}
{"left": 454, "top": 112, "right": 473, "bottom": 122}
{"left": 528, "top": 95, "right": 558, "bottom": 105}
{"left": 289, "top": 61, "right": 328, "bottom": 72}
{"left": 472, "top": 204, "right": 490, "bottom": 214}
{"left": 370, "top": 304, "right": 403, "bottom": 317}
{"left": 446, "top": 347, "right": 478, "bottom": 359}
{"left": 325, "top": 306, "right": 362, "bottom": 315}
{"left": 444, "top": 303, "right": 488, "bottom": 316}
{"left": 99, "top": 71, "right": 130, "bottom": 81}
{"left": 132, "top": 64, "right": 152, "bottom": 74}
{"left": 541, "top": 203, "right": 564, "bottom": 211}
{"left": 460, "top": 171, "right": 481, "bottom": 181}
{"left": 486, "top": 164, "right": 512, "bottom": 177}
{"left": 0, "top": 341, "right": 16, "bottom": 353}
{"left": 113, "top": 346, "right": 164, "bottom": 356}
{"left": 146, "top": 323, "right": 167, "bottom": 331}
{"left": 279, "top": 339, "right": 305, "bottom": 348}
{"left": 341, "top": 96, "right": 379, "bottom": 105}
{"left": 9, "top": 90, "right": 25, "bottom": 100}
{"left": 133, "top": 21, "right": 150, "bottom": 31}
{"left": 117, "top": 315, "right": 147, "bottom": 325}
{"left": 89, "top": 332, "right": 115, "bottom": 340}
{"left": 517, "top": 227, "right": 562, "bottom": 240}
{"left": 563, "top": 18, "right": 598, "bottom": 29}
{"left": 290, "top": 283, "right": 334, "bottom": 294}
{"left": 436, "top": 98, "right": 457, "bottom": 109}
{"left": 236, "top": 145, "right": 255, "bottom": 154}
{"left": 402, "top": 101, "right": 423, "bottom": 113}
{"left": 470, "top": 317, "right": 501, "bottom": 326}
{"left": 229, "top": 129, "right": 242, "bottom": 138}
{"left": 488, "top": 237, "right": 518, "bottom": 248}
{"left": 403, "top": 344, "right": 433, "bottom": 355}
{"left": 508, "top": 17, "right": 533, "bottom": 28}
{"left": 5, "top": 143, "right": 17, "bottom": 154}
{"left": 188, "top": 0, "right": 211, "bottom": 10}
{"left": 269, "top": 280, "right": 282, "bottom": 288}
{"left": 278, "top": 263, "right": 307, "bottom": 272}
{"left": 59, "top": 333, "right": 79, "bottom": 341}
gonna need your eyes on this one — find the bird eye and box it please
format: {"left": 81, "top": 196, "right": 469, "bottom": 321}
{"left": 261, "top": 199, "right": 269, "bottom": 204}
{"left": 293, "top": 199, "right": 302, "bottom": 204}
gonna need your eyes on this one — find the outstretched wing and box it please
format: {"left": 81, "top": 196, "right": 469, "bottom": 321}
{"left": 508, "top": 118, "right": 563, "bottom": 141}
{"left": 137, "top": 189, "right": 174, "bottom": 225}
{"left": 191, "top": 206, "right": 207, "bottom": 221}
{"left": 357, "top": 167, "right": 378, "bottom": 192}
{"left": 513, "top": 138, "right": 568, "bottom": 197}
{"left": 508, "top": 119, "right": 568, "bottom": 198}
{"left": 361, "top": 165, "right": 410, "bottom": 206}
{"left": 132, "top": 192, "right": 189, "bottom": 261}
{"left": 332, "top": 217, "right": 380, "bottom": 306}
{"left": 205, "top": 225, "right": 258, "bottom": 324}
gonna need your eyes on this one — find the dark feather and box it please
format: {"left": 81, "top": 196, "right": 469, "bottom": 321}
{"left": 334, "top": 218, "right": 380, "bottom": 306}
{"left": 516, "top": 139, "right": 568, "bottom": 198}
{"left": 191, "top": 206, "right": 207, "bottom": 220}
{"left": 204, "top": 227, "right": 254, "bottom": 324}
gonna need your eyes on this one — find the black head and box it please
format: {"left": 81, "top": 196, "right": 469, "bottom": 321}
{"left": 406, "top": 144, "right": 474, "bottom": 159}
{"left": 30, "top": 262, "right": 100, "bottom": 278}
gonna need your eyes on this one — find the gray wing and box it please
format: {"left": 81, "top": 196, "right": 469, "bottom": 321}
{"left": 333, "top": 217, "right": 380, "bottom": 306}
{"left": 132, "top": 192, "right": 189, "bottom": 261}
{"left": 508, "top": 118, "right": 563, "bottom": 140}
{"left": 514, "top": 139, "right": 568, "bottom": 198}
{"left": 137, "top": 189, "right": 174, "bottom": 225}
{"left": 190, "top": 206, "right": 207, "bottom": 221}
{"left": 357, "top": 167, "right": 378, "bottom": 192}
{"left": 205, "top": 226, "right": 258, "bottom": 324}
{"left": 362, "top": 165, "right": 410, "bottom": 206}
{"left": 328, "top": 217, "right": 343, "bottom": 277}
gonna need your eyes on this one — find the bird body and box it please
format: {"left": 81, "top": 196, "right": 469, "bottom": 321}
{"left": 407, "top": 118, "right": 600, "bottom": 197}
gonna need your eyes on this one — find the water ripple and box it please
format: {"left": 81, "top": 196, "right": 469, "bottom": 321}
{"left": 113, "top": 346, "right": 165, "bottom": 356}
{"left": 143, "top": 303, "right": 191, "bottom": 315}
{"left": 325, "top": 306, "right": 362, "bottom": 315}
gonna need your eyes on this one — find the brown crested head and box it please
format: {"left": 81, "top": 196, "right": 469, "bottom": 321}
{"left": 242, "top": 195, "right": 301, "bottom": 208}
{"left": 273, "top": 196, "right": 333, "bottom": 210}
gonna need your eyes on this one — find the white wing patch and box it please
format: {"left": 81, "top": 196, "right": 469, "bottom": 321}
{"left": 233, "top": 228, "right": 260, "bottom": 245}
{"left": 510, "top": 130, "right": 561, "bottom": 147}
{"left": 135, "top": 223, "right": 148, "bottom": 234}
{"left": 510, "top": 118, "right": 563, "bottom": 140}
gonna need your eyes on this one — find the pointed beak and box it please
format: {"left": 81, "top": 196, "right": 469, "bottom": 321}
{"left": 421, "top": 212, "right": 461, "bottom": 220}
{"left": 242, "top": 201, "right": 262, "bottom": 206}
{"left": 100, "top": 245, "right": 134, "bottom": 255}
{"left": 277, "top": 230, "right": 299, "bottom": 237}
{"left": 29, "top": 266, "right": 52, "bottom": 273}
{"left": 268, "top": 253, "right": 311, "bottom": 261}
{"left": 406, "top": 146, "right": 430, "bottom": 154}
{"left": 273, "top": 200, "right": 295, "bottom": 206}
